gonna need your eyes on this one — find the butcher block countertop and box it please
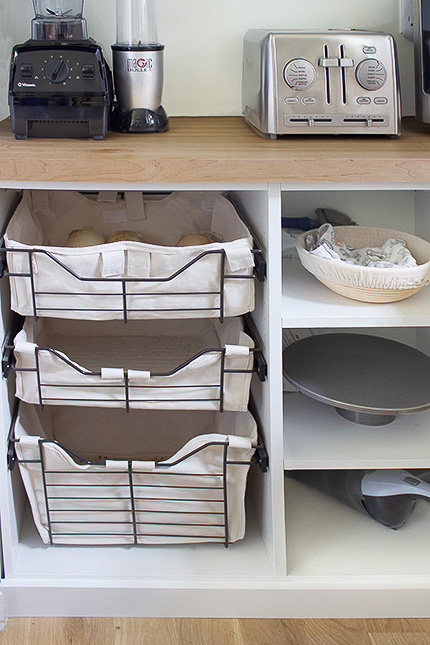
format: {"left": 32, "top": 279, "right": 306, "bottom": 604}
{"left": 1, "top": 116, "right": 430, "bottom": 185}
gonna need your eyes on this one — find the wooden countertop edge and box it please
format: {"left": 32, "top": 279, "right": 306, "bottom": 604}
{"left": 1, "top": 116, "right": 430, "bottom": 184}
{"left": 1, "top": 158, "right": 429, "bottom": 184}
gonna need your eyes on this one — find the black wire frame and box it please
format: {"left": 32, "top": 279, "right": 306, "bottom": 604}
{"left": 10, "top": 432, "right": 261, "bottom": 548}
{"left": 0, "top": 243, "right": 265, "bottom": 324}
{"left": 34, "top": 346, "right": 261, "bottom": 413}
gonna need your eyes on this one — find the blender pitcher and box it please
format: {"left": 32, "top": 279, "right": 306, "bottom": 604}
{"left": 111, "top": 0, "right": 169, "bottom": 132}
{"left": 32, "top": 0, "right": 88, "bottom": 40}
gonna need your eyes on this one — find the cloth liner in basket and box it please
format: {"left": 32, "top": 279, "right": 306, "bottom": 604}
{"left": 4, "top": 190, "right": 255, "bottom": 319}
{"left": 14, "top": 404, "right": 258, "bottom": 545}
{"left": 296, "top": 226, "right": 430, "bottom": 302}
{"left": 13, "top": 317, "right": 254, "bottom": 411}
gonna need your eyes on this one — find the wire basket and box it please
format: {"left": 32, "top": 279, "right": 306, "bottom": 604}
{"left": 4, "top": 315, "right": 266, "bottom": 412}
{"left": 9, "top": 403, "right": 267, "bottom": 546}
{"left": 3, "top": 191, "right": 265, "bottom": 321}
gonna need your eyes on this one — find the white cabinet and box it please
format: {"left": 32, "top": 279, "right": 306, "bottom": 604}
{"left": 1, "top": 119, "right": 430, "bottom": 617}
{"left": 0, "top": 185, "right": 286, "bottom": 618}
{"left": 282, "top": 186, "right": 430, "bottom": 599}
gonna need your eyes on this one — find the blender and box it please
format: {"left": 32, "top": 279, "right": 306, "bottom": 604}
{"left": 9, "top": 0, "right": 112, "bottom": 139}
{"left": 111, "top": 0, "right": 169, "bottom": 133}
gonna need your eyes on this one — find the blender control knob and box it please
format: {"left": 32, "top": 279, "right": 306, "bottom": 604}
{"left": 45, "top": 58, "right": 70, "bottom": 83}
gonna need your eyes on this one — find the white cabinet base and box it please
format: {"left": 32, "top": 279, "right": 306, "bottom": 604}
{"left": 3, "top": 581, "right": 430, "bottom": 619}
{"left": 2, "top": 178, "right": 430, "bottom": 618}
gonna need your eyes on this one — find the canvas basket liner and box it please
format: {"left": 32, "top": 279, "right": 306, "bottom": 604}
{"left": 4, "top": 190, "right": 255, "bottom": 320}
{"left": 13, "top": 316, "right": 254, "bottom": 411}
{"left": 296, "top": 226, "right": 430, "bottom": 292}
{"left": 14, "top": 404, "right": 257, "bottom": 545}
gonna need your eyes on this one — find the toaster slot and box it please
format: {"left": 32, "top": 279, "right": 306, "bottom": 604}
{"left": 323, "top": 45, "right": 331, "bottom": 105}
{"left": 340, "top": 45, "right": 347, "bottom": 104}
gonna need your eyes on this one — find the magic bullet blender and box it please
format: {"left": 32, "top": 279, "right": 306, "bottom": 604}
{"left": 111, "top": 0, "right": 169, "bottom": 132}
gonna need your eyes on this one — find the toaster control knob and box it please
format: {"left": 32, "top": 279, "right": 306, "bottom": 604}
{"left": 355, "top": 59, "right": 387, "bottom": 91}
{"left": 283, "top": 59, "right": 316, "bottom": 90}
{"left": 45, "top": 58, "right": 70, "bottom": 84}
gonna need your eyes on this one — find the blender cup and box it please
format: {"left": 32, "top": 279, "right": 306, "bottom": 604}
{"left": 32, "top": 0, "right": 88, "bottom": 40}
{"left": 111, "top": 0, "right": 169, "bottom": 132}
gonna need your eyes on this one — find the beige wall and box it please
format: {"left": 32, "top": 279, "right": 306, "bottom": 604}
{"left": 0, "top": 0, "right": 414, "bottom": 120}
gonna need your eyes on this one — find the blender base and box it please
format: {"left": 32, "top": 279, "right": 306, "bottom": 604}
{"left": 110, "top": 105, "right": 169, "bottom": 133}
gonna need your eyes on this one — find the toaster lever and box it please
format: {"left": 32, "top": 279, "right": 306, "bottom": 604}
{"left": 318, "top": 57, "right": 339, "bottom": 67}
{"left": 339, "top": 57, "right": 354, "bottom": 67}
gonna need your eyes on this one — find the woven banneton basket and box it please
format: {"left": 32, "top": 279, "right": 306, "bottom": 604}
{"left": 296, "top": 226, "right": 430, "bottom": 303}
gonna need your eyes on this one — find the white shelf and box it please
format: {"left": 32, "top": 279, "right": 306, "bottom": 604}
{"left": 7, "top": 503, "right": 274, "bottom": 583}
{"left": 282, "top": 259, "right": 430, "bottom": 328}
{"left": 283, "top": 392, "right": 430, "bottom": 469}
{"left": 285, "top": 476, "right": 430, "bottom": 577}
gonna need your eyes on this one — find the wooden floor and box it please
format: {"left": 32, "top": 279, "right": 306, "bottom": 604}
{"left": 0, "top": 618, "right": 430, "bottom": 644}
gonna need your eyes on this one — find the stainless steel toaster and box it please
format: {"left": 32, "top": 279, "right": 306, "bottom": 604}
{"left": 242, "top": 29, "right": 401, "bottom": 137}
